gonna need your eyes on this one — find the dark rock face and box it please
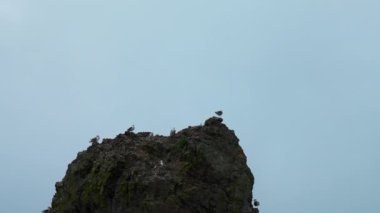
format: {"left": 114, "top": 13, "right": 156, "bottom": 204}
{"left": 47, "top": 117, "right": 259, "bottom": 213}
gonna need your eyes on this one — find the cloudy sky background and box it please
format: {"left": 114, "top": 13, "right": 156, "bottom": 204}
{"left": 1, "top": 0, "right": 379, "bottom": 212}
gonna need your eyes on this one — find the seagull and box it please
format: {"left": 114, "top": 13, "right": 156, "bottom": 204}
{"left": 253, "top": 199, "right": 260, "bottom": 207}
{"left": 215, "top": 110, "right": 223, "bottom": 116}
{"left": 126, "top": 125, "right": 135, "bottom": 133}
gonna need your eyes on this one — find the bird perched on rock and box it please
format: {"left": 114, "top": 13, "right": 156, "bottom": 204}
{"left": 215, "top": 110, "right": 223, "bottom": 117}
{"left": 126, "top": 125, "right": 135, "bottom": 133}
{"left": 170, "top": 128, "right": 176, "bottom": 137}
{"left": 42, "top": 207, "right": 51, "bottom": 213}
{"left": 253, "top": 199, "right": 260, "bottom": 207}
{"left": 89, "top": 135, "right": 100, "bottom": 144}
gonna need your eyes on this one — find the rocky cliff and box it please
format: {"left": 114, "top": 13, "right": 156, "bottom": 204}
{"left": 46, "top": 117, "right": 259, "bottom": 213}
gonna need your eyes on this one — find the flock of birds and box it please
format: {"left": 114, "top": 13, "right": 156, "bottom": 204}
{"left": 126, "top": 111, "right": 223, "bottom": 134}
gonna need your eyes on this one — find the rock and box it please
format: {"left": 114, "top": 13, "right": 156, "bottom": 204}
{"left": 54, "top": 181, "right": 63, "bottom": 190}
{"left": 137, "top": 132, "right": 153, "bottom": 137}
{"left": 204, "top": 116, "right": 223, "bottom": 126}
{"left": 46, "top": 117, "right": 258, "bottom": 213}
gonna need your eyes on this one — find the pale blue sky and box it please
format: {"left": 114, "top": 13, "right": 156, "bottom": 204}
{"left": 1, "top": 0, "right": 379, "bottom": 212}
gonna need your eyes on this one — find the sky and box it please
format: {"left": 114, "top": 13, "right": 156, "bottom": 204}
{"left": 0, "top": 0, "right": 379, "bottom": 212}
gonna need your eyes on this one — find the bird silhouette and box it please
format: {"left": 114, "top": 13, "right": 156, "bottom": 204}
{"left": 126, "top": 125, "right": 135, "bottom": 133}
{"left": 253, "top": 199, "right": 260, "bottom": 207}
{"left": 170, "top": 128, "right": 176, "bottom": 137}
{"left": 89, "top": 135, "right": 100, "bottom": 144}
{"left": 215, "top": 110, "right": 223, "bottom": 116}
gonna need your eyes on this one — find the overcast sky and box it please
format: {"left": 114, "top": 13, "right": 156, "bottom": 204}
{"left": 1, "top": 0, "right": 379, "bottom": 212}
